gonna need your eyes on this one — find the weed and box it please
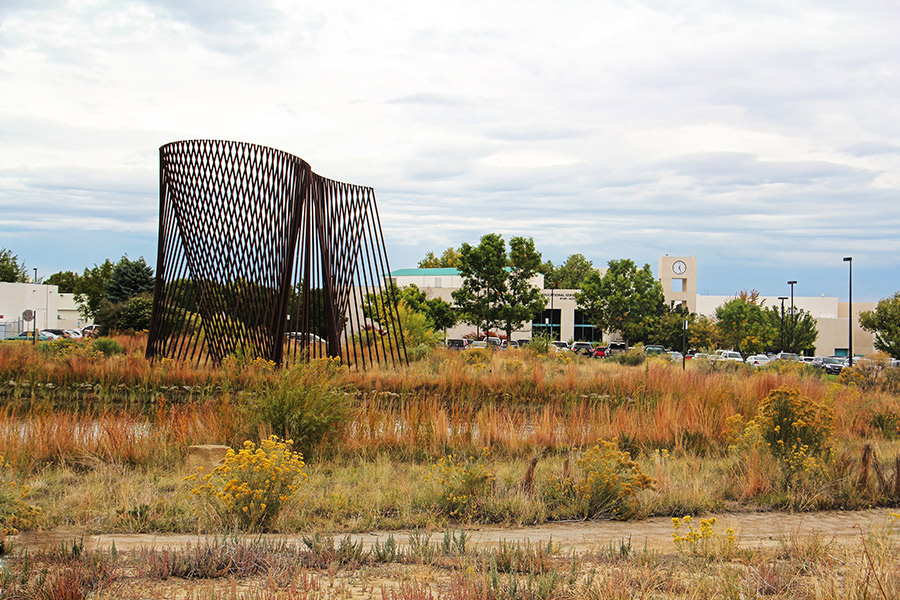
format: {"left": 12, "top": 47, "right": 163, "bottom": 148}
{"left": 426, "top": 450, "right": 495, "bottom": 520}
{"left": 188, "top": 436, "right": 307, "bottom": 531}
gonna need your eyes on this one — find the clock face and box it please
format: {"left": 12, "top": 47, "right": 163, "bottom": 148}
{"left": 672, "top": 260, "right": 687, "bottom": 275}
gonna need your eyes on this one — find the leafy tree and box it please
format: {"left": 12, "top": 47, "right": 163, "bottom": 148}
{"left": 860, "top": 293, "right": 900, "bottom": 358}
{"left": 765, "top": 306, "right": 818, "bottom": 354}
{"left": 418, "top": 247, "right": 460, "bottom": 268}
{"left": 0, "top": 248, "right": 28, "bottom": 283}
{"left": 106, "top": 256, "right": 154, "bottom": 304}
{"left": 542, "top": 253, "right": 595, "bottom": 289}
{"left": 96, "top": 293, "right": 154, "bottom": 334}
{"left": 452, "top": 233, "right": 546, "bottom": 341}
{"left": 576, "top": 259, "right": 665, "bottom": 346}
{"left": 654, "top": 305, "right": 692, "bottom": 350}
{"left": 689, "top": 315, "right": 718, "bottom": 350}
{"left": 75, "top": 260, "right": 116, "bottom": 320}
{"left": 425, "top": 297, "right": 457, "bottom": 333}
{"left": 45, "top": 271, "right": 82, "bottom": 294}
{"left": 715, "top": 297, "right": 774, "bottom": 355}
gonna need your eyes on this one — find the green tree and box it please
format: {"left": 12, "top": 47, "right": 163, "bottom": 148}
{"left": 96, "top": 293, "right": 154, "bottom": 334}
{"left": 425, "top": 297, "right": 457, "bottom": 333}
{"left": 715, "top": 297, "right": 774, "bottom": 355}
{"left": 45, "top": 271, "right": 82, "bottom": 294}
{"left": 106, "top": 256, "right": 155, "bottom": 304}
{"left": 362, "top": 283, "right": 456, "bottom": 339}
{"left": 654, "top": 305, "right": 692, "bottom": 350}
{"left": 452, "top": 233, "right": 546, "bottom": 341}
{"left": 75, "top": 260, "right": 116, "bottom": 320}
{"left": 765, "top": 306, "right": 818, "bottom": 354}
{"left": 0, "top": 248, "right": 28, "bottom": 283}
{"left": 542, "top": 253, "right": 595, "bottom": 289}
{"left": 860, "top": 292, "right": 900, "bottom": 358}
{"left": 418, "top": 247, "right": 460, "bottom": 268}
{"left": 689, "top": 314, "right": 718, "bottom": 350}
{"left": 576, "top": 259, "right": 665, "bottom": 346}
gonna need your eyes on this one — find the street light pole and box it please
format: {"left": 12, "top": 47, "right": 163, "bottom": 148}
{"left": 777, "top": 297, "right": 786, "bottom": 352}
{"left": 32, "top": 268, "right": 38, "bottom": 346}
{"left": 787, "top": 280, "right": 797, "bottom": 353}
{"left": 843, "top": 257, "right": 853, "bottom": 366}
{"left": 682, "top": 319, "right": 688, "bottom": 371}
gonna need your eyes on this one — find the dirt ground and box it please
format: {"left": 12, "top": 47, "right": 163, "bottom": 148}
{"left": 12, "top": 507, "right": 899, "bottom": 554}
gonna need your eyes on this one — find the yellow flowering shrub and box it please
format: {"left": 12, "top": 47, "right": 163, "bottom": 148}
{"left": 188, "top": 436, "right": 307, "bottom": 531}
{"left": 0, "top": 455, "right": 41, "bottom": 535}
{"left": 549, "top": 441, "right": 654, "bottom": 520}
{"left": 672, "top": 516, "right": 736, "bottom": 559}
{"left": 757, "top": 386, "right": 833, "bottom": 487}
{"left": 425, "top": 450, "right": 494, "bottom": 520}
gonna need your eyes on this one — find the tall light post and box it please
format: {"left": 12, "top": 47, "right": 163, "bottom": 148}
{"left": 844, "top": 257, "right": 853, "bottom": 366}
{"left": 32, "top": 268, "right": 38, "bottom": 346}
{"left": 682, "top": 319, "right": 688, "bottom": 371}
{"left": 778, "top": 296, "right": 788, "bottom": 352}
{"left": 787, "top": 280, "right": 797, "bottom": 353}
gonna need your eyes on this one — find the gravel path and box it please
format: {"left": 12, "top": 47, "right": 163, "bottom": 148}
{"left": 12, "top": 508, "right": 899, "bottom": 554}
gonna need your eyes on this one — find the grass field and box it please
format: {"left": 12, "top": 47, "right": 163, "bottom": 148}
{"left": 1, "top": 335, "right": 899, "bottom": 597}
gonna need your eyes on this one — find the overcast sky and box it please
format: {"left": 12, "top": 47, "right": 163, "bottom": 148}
{"left": 2, "top": 0, "right": 898, "bottom": 301}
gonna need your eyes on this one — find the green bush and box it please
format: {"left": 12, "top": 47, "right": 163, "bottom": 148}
{"left": 245, "top": 360, "right": 349, "bottom": 457}
{"left": 527, "top": 333, "right": 551, "bottom": 355}
{"left": 426, "top": 451, "right": 495, "bottom": 520}
{"left": 1, "top": 455, "right": 41, "bottom": 535}
{"left": 92, "top": 337, "right": 124, "bottom": 357}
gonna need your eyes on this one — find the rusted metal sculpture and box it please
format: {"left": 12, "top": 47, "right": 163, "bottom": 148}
{"left": 146, "top": 139, "right": 406, "bottom": 367}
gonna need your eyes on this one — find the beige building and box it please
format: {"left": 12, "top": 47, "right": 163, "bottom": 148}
{"left": 659, "top": 255, "right": 874, "bottom": 357}
{"left": 392, "top": 256, "right": 876, "bottom": 357}
{"left": 0, "top": 283, "right": 87, "bottom": 338}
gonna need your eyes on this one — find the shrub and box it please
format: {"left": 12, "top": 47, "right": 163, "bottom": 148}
{"left": 426, "top": 451, "right": 495, "bottom": 520}
{"left": 0, "top": 455, "right": 41, "bottom": 535}
{"left": 188, "top": 436, "right": 307, "bottom": 531}
{"left": 92, "top": 337, "right": 124, "bottom": 357}
{"left": 527, "top": 333, "right": 551, "bottom": 355}
{"left": 245, "top": 360, "right": 349, "bottom": 457}
{"left": 757, "top": 386, "right": 833, "bottom": 487}
{"left": 671, "top": 515, "right": 736, "bottom": 560}
{"left": 548, "top": 441, "right": 654, "bottom": 520}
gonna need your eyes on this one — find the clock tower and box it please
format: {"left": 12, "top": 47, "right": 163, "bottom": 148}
{"left": 658, "top": 255, "right": 698, "bottom": 313}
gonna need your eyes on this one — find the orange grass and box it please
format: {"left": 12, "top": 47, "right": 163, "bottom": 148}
{"left": 1, "top": 341, "right": 899, "bottom": 467}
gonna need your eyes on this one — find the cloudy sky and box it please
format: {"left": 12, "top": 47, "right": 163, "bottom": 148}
{"left": 2, "top": 0, "right": 898, "bottom": 301}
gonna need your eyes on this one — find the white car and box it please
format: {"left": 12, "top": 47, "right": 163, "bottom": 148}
{"left": 716, "top": 350, "right": 744, "bottom": 362}
{"left": 745, "top": 354, "right": 770, "bottom": 367}
{"left": 551, "top": 341, "right": 570, "bottom": 351}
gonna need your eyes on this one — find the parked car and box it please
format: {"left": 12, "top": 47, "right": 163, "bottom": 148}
{"left": 571, "top": 341, "right": 593, "bottom": 356}
{"left": 6, "top": 331, "right": 57, "bottom": 341}
{"left": 592, "top": 346, "right": 607, "bottom": 358}
{"left": 645, "top": 345, "right": 666, "bottom": 355}
{"left": 667, "top": 351, "right": 684, "bottom": 361}
{"left": 499, "top": 340, "right": 521, "bottom": 350}
{"left": 816, "top": 356, "right": 847, "bottom": 375}
{"left": 606, "top": 341, "right": 626, "bottom": 355}
{"left": 745, "top": 354, "right": 770, "bottom": 367}
{"left": 800, "top": 356, "right": 815, "bottom": 364}
{"left": 446, "top": 338, "right": 469, "bottom": 350}
{"left": 551, "top": 340, "right": 570, "bottom": 352}
{"left": 716, "top": 350, "right": 744, "bottom": 362}
{"left": 285, "top": 332, "right": 326, "bottom": 343}
{"left": 65, "top": 329, "right": 83, "bottom": 338}
{"left": 469, "top": 340, "right": 488, "bottom": 349}
{"left": 81, "top": 324, "right": 98, "bottom": 338}
{"left": 774, "top": 352, "right": 800, "bottom": 361}
{"left": 483, "top": 336, "right": 502, "bottom": 348}
{"left": 42, "top": 328, "right": 70, "bottom": 338}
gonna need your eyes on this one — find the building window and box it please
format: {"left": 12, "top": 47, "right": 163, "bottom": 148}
{"left": 532, "top": 309, "right": 561, "bottom": 340}
{"left": 573, "top": 310, "right": 600, "bottom": 342}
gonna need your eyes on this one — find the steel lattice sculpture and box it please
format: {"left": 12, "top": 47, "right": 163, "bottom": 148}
{"left": 146, "top": 139, "right": 406, "bottom": 367}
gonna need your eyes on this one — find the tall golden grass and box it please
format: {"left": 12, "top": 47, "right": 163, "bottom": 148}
{"left": 1, "top": 338, "right": 898, "bottom": 467}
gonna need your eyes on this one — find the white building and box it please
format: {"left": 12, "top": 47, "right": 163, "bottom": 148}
{"left": 0, "top": 283, "right": 87, "bottom": 338}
